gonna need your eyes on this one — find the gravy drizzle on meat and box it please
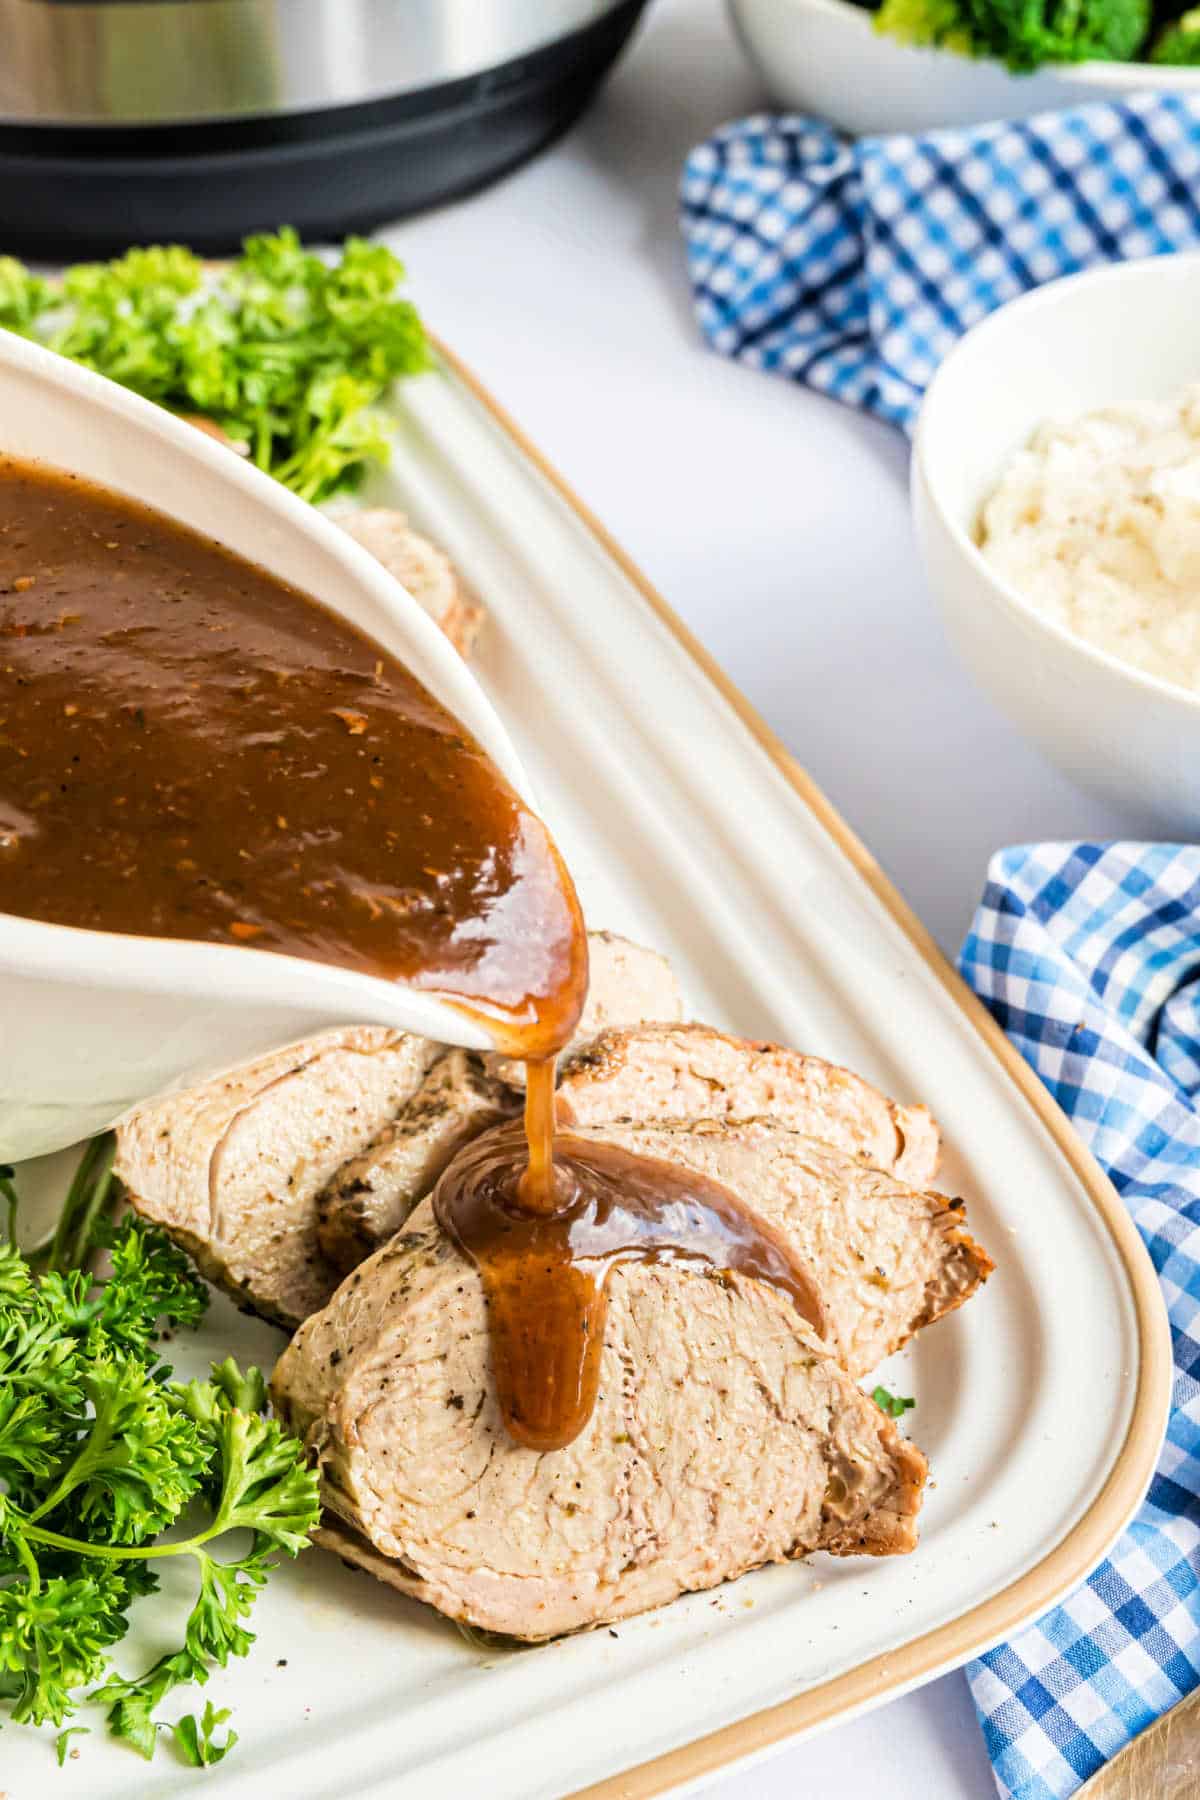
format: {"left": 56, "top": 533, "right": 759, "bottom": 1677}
{"left": 434, "top": 1120, "right": 825, "bottom": 1451}
{"left": 1, "top": 456, "right": 825, "bottom": 1452}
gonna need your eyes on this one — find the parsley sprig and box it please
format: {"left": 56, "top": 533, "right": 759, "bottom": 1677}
{"left": 0, "top": 229, "right": 429, "bottom": 504}
{"left": 0, "top": 1151, "right": 320, "bottom": 1764}
{"left": 872, "top": 1385, "right": 916, "bottom": 1419}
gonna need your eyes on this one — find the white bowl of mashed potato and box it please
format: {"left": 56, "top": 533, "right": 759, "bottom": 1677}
{"left": 914, "top": 254, "right": 1200, "bottom": 833}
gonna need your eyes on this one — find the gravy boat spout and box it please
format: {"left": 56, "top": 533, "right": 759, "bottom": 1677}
{"left": 0, "top": 332, "right": 533, "bottom": 1164}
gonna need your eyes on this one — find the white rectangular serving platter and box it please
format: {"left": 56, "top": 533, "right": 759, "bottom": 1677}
{"left": 6, "top": 348, "right": 1170, "bottom": 1800}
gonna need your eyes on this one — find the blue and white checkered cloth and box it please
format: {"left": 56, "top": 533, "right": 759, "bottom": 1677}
{"left": 960, "top": 843, "right": 1200, "bottom": 1798}
{"left": 680, "top": 96, "right": 1200, "bottom": 431}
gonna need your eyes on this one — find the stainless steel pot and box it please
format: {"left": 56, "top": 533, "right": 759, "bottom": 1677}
{"left": 0, "top": 0, "right": 648, "bottom": 254}
{"left": 0, "top": 0, "right": 624, "bottom": 125}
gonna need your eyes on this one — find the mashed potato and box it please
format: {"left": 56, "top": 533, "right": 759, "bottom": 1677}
{"left": 978, "top": 383, "right": 1200, "bottom": 693}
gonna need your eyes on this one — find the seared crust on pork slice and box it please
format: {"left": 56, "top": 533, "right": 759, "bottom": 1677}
{"left": 337, "top": 508, "right": 484, "bottom": 658}
{"left": 485, "top": 930, "right": 684, "bottom": 1090}
{"left": 271, "top": 1197, "right": 928, "bottom": 1641}
{"left": 557, "top": 1024, "right": 940, "bottom": 1186}
{"left": 316, "top": 1050, "right": 517, "bottom": 1275}
{"left": 569, "top": 1118, "right": 990, "bottom": 1375}
{"left": 115, "top": 1027, "right": 439, "bottom": 1327}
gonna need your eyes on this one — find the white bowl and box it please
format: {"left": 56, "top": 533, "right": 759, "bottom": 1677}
{"left": 0, "top": 333, "right": 533, "bottom": 1163}
{"left": 913, "top": 253, "right": 1200, "bottom": 832}
{"left": 729, "top": 0, "right": 1199, "bottom": 135}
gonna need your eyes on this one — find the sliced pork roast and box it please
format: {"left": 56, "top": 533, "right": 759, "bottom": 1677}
{"left": 116, "top": 932, "right": 686, "bottom": 1314}
{"left": 119, "top": 1023, "right": 962, "bottom": 1342}
{"left": 115, "top": 1027, "right": 439, "bottom": 1327}
{"left": 271, "top": 1195, "right": 928, "bottom": 1641}
{"left": 316, "top": 1051, "right": 517, "bottom": 1275}
{"left": 316, "top": 931, "right": 685, "bottom": 1273}
{"left": 337, "top": 508, "right": 484, "bottom": 659}
{"left": 557, "top": 1024, "right": 941, "bottom": 1186}
{"left": 566, "top": 1118, "right": 989, "bottom": 1374}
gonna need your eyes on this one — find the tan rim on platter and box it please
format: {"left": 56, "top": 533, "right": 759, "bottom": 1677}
{"left": 432, "top": 337, "right": 1173, "bottom": 1800}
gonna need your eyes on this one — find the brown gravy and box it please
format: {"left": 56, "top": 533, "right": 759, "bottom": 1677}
{"left": 434, "top": 1122, "right": 825, "bottom": 1452}
{"left": 1, "top": 457, "right": 819, "bottom": 1451}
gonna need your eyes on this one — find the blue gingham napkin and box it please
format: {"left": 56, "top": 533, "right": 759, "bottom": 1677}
{"left": 960, "top": 843, "right": 1200, "bottom": 1798}
{"left": 680, "top": 95, "right": 1200, "bottom": 431}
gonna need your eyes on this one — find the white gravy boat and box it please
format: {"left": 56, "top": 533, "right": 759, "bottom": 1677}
{"left": 0, "top": 333, "right": 533, "bottom": 1164}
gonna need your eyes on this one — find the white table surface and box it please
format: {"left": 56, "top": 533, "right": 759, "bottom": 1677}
{"left": 379, "top": 3, "right": 1147, "bottom": 1794}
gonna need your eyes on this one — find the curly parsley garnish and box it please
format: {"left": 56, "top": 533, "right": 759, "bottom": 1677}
{"left": 0, "top": 1147, "right": 320, "bottom": 1764}
{"left": 0, "top": 229, "right": 429, "bottom": 504}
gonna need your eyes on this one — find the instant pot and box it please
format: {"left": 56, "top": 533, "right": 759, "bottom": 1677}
{"left": 0, "top": 0, "right": 648, "bottom": 255}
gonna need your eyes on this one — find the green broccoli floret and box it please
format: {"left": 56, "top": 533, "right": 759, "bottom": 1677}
{"left": 985, "top": 0, "right": 1150, "bottom": 65}
{"left": 875, "top": 0, "right": 1150, "bottom": 69}
{"left": 1150, "top": 3, "right": 1200, "bottom": 58}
